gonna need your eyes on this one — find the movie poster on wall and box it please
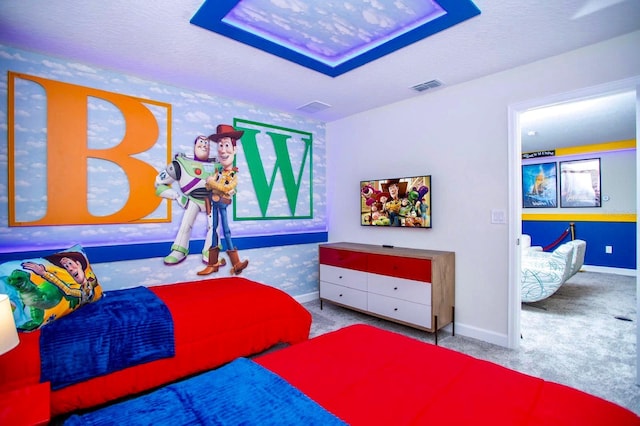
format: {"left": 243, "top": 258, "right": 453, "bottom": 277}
{"left": 560, "top": 158, "right": 601, "bottom": 207}
{"left": 360, "top": 175, "right": 431, "bottom": 228}
{"left": 522, "top": 162, "right": 557, "bottom": 208}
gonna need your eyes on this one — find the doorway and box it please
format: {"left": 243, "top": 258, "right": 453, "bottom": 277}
{"left": 507, "top": 76, "right": 640, "bottom": 383}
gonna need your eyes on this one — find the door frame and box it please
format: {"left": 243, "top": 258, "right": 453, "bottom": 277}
{"left": 507, "top": 77, "right": 640, "bottom": 386}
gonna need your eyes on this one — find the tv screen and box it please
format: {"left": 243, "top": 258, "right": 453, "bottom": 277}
{"left": 360, "top": 175, "right": 431, "bottom": 228}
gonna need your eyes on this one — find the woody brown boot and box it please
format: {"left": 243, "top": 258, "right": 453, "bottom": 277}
{"left": 197, "top": 247, "right": 225, "bottom": 275}
{"left": 227, "top": 248, "right": 248, "bottom": 275}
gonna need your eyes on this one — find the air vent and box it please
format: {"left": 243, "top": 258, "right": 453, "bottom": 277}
{"left": 410, "top": 79, "right": 443, "bottom": 92}
{"left": 297, "top": 101, "right": 332, "bottom": 113}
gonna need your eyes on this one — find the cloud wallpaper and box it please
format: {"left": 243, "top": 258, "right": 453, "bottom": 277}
{"left": 0, "top": 43, "right": 326, "bottom": 297}
{"left": 224, "top": 0, "right": 445, "bottom": 64}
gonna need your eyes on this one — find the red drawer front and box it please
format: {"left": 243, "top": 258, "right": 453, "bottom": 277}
{"left": 367, "top": 253, "right": 431, "bottom": 282}
{"left": 319, "top": 248, "right": 367, "bottom": 272}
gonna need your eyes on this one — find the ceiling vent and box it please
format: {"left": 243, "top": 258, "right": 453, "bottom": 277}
{"left": 297, "top": 101, "right": 332, "bottom": 113}
{"left": 410, "top": 79, "right": 444, "bottom": 92}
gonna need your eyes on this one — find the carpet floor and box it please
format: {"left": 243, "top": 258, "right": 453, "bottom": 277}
{"left": 304, "top": 270, "right": 640, "bottom": 415}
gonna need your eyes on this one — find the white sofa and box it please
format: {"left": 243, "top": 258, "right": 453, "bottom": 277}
{"left": 521, "top": 236, "right": 586, "bottom": 303}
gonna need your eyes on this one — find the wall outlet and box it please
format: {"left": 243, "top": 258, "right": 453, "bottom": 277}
{"left": 605, "top": 245, "right": 613, "bottom": 254}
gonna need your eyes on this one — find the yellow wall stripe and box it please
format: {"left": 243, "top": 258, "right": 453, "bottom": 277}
{"left": 554, "top": 139, "right": 636, "bottom": 157}
{"left": 522, "top": 213, "right": 636, "bottom": 222}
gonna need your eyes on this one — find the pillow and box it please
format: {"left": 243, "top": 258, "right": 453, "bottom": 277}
{"left": 0, "top": 244, "right": 103, "bottom": 331}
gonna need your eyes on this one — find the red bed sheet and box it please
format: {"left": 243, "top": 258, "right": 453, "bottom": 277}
{"left": 0, "top": 277, "right": 311, "bottom": 417}
{"left": 256, "top": 324, "right": 639, "bottom": 426}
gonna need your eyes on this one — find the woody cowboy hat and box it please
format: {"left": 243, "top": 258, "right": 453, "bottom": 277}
{"left": 208, "top": 124, "right": 244, "bottom": 141}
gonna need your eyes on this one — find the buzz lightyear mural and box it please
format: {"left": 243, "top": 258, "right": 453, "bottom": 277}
{"left": 154, "top": 124, "right": 248, "bottom": 275}
{"left": 155, "top": 135, "right": 217, "bottom": 265}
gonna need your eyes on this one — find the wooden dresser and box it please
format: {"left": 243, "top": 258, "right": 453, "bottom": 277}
{"left": 319, "top": 242, "right": 455, "bottom": 343}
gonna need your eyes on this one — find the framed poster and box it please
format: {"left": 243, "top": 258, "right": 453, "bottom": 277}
{"left": 522, "top": 162, "right": 557, "bottom": 208}
{"left": 560, "top": 158, "right": 601, "bottom": 207}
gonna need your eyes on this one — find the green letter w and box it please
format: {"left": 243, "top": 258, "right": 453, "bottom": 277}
{"left": 238, "top": 126, "right": 312, "bottom": 218}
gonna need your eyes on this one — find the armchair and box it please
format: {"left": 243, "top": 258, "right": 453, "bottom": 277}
{"left": 566, "top": 239, "right": 587, "bottom": 276}
{"left": 521, "top": 240, "right": 575, "bottom": 303}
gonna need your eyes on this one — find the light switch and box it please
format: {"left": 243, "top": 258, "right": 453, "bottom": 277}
{"left": 491, "top": 209, "right": 507, "bottom": 224}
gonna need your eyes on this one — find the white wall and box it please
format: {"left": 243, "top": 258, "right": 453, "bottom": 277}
{"left": 326, "top": 30, "right": 640, "bottom": 346}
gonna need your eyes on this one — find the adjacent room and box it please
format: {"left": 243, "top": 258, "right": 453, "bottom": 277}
{"left": 0, "top": 1, "right": 639, "bottom": 424}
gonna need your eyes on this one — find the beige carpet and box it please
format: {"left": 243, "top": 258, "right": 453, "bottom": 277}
{"left": 304, "top": 271, "right": 639, "bottom": 415}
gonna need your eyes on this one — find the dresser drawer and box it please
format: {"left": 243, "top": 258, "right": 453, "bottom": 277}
{"left": 368, "top": 293, "right": 432, "bottom": 329}
{"left": 367, "top": 253, "right": 431, "bottom": 282}
{"left": 367, "top": 274, "right": 431, "bottom": 305}
{"left": 320, "top": 281, "right": 367, "bottom": 311}
{"left": 320, "top": 265, "right": 367, "bottom": 291}
{"left": 320, "top": 247, "right": 367, "bottom": 271}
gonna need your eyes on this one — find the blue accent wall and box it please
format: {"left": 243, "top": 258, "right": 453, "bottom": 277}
{"left": 522, "top": 221, "right": 636, "bottom": 269}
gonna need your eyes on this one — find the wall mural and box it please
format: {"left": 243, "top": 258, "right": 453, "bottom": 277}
{"left": 155, "top": 134, "right": 217, "bottom": 265}
{"left": 0, "top": 44, "right": 326, "bottom": 296}
{"left": 196, "top": 124, "right": 249, "bottom": 275}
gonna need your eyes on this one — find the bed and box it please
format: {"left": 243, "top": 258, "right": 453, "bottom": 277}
{"left": 64, "top": 324, "right": 639, "bottom": 425}
{"left": 0, "top": 277, "right": 312, "bottom": 418}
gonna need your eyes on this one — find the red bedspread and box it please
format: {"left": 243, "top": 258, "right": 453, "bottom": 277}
{"left": 0, "top": 277, "right": 311, "bottom": 417}
{"left": 256, "top": 324, "right": 639, "bottom": 426}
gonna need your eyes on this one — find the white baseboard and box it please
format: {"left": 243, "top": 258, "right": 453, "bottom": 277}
{"left": 452, "top": 323, "right": 509, "bottom": 348}
{"left": 580, "top": 265, "right": 636, "bottom": 276}
{"left": 297, "top": 292, "right": 511, "bottom": 348}
{"left": 294, "top": 291, "right": 319, "bottom": 304}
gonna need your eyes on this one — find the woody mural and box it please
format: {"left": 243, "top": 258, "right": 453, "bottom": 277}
{"left": 198, "top": 124, "right": 249, "bottom": 275}
{"left": 155, "top": 124, "right": 248, "bottom": 275}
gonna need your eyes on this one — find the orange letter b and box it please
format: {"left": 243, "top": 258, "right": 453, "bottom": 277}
{"left": 8, "top": 72, "right": 169, "bottom": 226}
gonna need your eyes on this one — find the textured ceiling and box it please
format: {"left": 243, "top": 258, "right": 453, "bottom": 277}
{"left": 520, "top": 91, "right": 637, "bottom": 153}
{"left": 0, "top": 0, "right": 638, "bottom": 150}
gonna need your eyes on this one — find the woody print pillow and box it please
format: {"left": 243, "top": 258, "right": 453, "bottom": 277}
{"left": 0, "top": 244, "right": 103, "bottom": 331}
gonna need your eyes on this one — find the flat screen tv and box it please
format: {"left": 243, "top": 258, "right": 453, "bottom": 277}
{"left": 360, "top": 175, "right": 431, "bottom": 228}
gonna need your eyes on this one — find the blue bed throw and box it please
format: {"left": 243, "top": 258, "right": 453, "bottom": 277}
{"left": 40, "top": 286, "right": 174, "bottom": 390}
{"left": 64, "top": 357, "right": 346, "bottom": 426}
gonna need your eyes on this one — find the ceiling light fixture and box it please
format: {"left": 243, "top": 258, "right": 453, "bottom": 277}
{"left": 191, "top": 0, "right": 481, "bottom": 77}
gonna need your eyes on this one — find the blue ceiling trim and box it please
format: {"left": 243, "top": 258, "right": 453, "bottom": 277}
{"left": 190, "top": 0, "right": 481, "bottom": 78}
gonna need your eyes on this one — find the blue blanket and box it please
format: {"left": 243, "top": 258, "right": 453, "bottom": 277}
{"left": 40, "top": 286, "right": 174, "bottom": 390}
{"left": 64, "top": 358, "right": 346, "bottom": 426}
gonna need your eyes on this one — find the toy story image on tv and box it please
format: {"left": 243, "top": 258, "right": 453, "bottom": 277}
{"left": 360, "top": 175, "right": 431, "bottom": 228}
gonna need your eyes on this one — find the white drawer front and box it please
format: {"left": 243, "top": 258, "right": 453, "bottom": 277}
{"left": 320, "top": 264, "right": 367, "bottom": 291}
{"left": 368, "top": 293, "right": 432, "bottom": 329}
{"left": 367, "top": 274, "right": 431, "bottom": 305}
{"left": 320, "top": 281, "right": 367, "bottom": 311}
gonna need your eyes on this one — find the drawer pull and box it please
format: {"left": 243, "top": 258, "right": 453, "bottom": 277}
{"left": 394, "top": 287, "right": 398, "bottom": 290}
{"left": 339, "top": 276, "right": 343, "bottom": 279}
{"left": 339, "top": 294, "right": 343, "bottom": 297}
{"left": 394, "top": 307, "right": 398, "bottom": 311}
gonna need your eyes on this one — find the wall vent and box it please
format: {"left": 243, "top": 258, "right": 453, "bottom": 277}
{"left": 410, "top": 79, "right": 443, "bottom": 92}
{"left": 297, "top": 100, "right": 332, "bottom": 113}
